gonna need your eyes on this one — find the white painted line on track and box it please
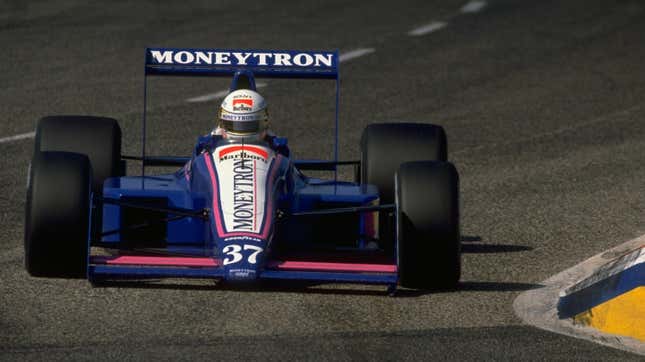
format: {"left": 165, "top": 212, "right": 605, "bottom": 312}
{"left": 185, "top": 82, "right": 267, "bottom": 103}
{"left": 0, "top": 131, "right": 35, "bottom": 144}
{"left": 405, "top": 1, "right": 487, "bottom": 37}
{"left": 185, "top": 89, "right": 230, "bottom": 103}
{"left": 407, "top": 21, "right": 447, "bottom": 36}
{"left": 460, "top": 0, "right": 487, "bottom": 14}
{"left": 339, "top": 48, "right": 375, "bottom": 63}
{"left": 513, "top": 235, "right": 645, "bottom": 356}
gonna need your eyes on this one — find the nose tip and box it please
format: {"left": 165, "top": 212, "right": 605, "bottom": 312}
{"left": 224, "top": 267, "right": 259, "bottom": 282}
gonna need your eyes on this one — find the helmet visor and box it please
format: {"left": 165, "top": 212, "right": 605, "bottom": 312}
{"left": 221, "top": 119, "right": 260, "bottom": 134}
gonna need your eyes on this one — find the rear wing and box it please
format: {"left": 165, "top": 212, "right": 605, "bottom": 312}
{"left": 145, "top": 48, "right": 338, "bottom": 78}
{"left": 140, "top": 48, "right": 341, "bottom": 179}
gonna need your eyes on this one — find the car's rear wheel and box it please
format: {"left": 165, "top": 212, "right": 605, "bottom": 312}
{"left": 25, "top": 151, "right": 92, "bottom": 278}
{"left": 360, "top": 122, "right": 447, "bottom": 249}
{"left": 35, "top": 115, "right": 122, "bottom": 193}
{"left": 396, "top": 161, "right": 460, "bottom": 289}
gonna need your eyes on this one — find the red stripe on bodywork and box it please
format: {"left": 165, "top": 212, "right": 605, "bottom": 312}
{"left": 91, "top": 256, "right": 219, "bottom": 267}
{"left": 218, "top": 145, "right": 268, "bottom": 159}
{"left": 268, "top": 260, "right": 397, "bottom": 273}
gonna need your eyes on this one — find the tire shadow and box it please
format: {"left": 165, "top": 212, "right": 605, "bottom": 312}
{"left": 90, "top": 278, "right": 542, "bottom": 296}
{"left": 458, "top": 281, "right": 543, "bottom": 292}
{"left": 461, "top": 235, "right": 533, "bottom": 253}
{"left": 91, "top": 278, "right": 401, "bottom": 296}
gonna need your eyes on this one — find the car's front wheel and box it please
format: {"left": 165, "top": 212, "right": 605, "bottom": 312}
{"left": 24, "top": 151, "right": 92, "bottom": 278}
{"left": 396, "top": 160, "right": 460, "bottom": 290}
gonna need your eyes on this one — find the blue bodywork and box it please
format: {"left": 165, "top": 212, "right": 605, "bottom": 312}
{"left": 87, "top": 48, "right": 398, "bottom": 289}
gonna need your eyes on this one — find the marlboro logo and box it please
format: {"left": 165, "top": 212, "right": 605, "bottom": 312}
{"left": 233, "top": 99, "right": 253, "bottom": 111}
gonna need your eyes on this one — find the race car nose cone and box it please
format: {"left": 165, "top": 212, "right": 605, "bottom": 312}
{"left": 219, "top": 237, "right": 268, "bottom": 283}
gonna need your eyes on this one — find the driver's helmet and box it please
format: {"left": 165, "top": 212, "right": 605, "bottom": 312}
{"left": 219, "top": 89, "right": 268, "bottom": 135}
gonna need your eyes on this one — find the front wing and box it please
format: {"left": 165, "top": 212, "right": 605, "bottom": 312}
{"left": 88, "top": 255, "right": 398, "bottom": 286}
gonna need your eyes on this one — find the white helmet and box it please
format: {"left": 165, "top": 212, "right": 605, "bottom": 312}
{"left": 219, "top": 89, "right": 268, "bottom": 135}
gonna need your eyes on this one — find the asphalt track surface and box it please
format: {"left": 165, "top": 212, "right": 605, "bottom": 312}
{"left": 1, "top": 0, "right": 644, "bottom": 360}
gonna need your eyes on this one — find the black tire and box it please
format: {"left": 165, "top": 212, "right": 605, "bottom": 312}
{"left": 396, "top": 161, "right": 460, "bottom": 290}
{"left": 360, "top": 123, "right": 447, "bottom": 204}
{"left": 25, "top": 151, "right": 92, "bottom": 278}
{"left": 360, "top": 123, "right": 447, "bottom": 250}
{"left": 35, "top": 116, "right": 122, "bottom": 193}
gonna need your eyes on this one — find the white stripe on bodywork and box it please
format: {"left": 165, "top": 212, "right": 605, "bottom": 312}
{"left": 213, "top": 144, "right": 274, "bottom": 234}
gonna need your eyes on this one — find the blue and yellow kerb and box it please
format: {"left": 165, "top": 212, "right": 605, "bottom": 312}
{"left": 558, "top": 245, "right": 644, "bottom": 341}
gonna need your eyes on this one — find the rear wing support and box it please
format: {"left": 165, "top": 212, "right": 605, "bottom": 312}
{"left": 140, "top": 48, "right": 340, "bottom": 181}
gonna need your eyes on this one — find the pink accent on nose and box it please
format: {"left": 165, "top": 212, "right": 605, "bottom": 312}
{"left": 268, "top": 260, "right": 397, "bottom": 273}
{"left": 91, "top": 256, "right": 219, "bottom": 267}
{"left": 204, "top": 153, "right": 226, "bottom": 236}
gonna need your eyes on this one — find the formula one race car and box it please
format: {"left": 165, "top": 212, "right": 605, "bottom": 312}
{"left": 24, "top": 48, "right": 460, "bottom": 293}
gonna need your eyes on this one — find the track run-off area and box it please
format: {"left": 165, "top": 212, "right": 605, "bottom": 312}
{"left": 1, "top": 0, "right": 644, "bottom": 359}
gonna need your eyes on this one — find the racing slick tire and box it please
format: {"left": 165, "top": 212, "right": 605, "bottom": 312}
{"left": 396, "top": 161, "right": 460, "bottom": 290}
{"left": 360, "top": 122, "right": 447, "bottom": 204}
{"left": 24, "top": 151, "right": 92, "bottom": 278}
{"left": 34, "top": 115, "right": 122, "bottom": 193}
{"left": 360, "top": 122, "right": 447, "bottom": 250}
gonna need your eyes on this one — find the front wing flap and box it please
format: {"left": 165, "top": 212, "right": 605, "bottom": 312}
{"left": 88, "top": 254, "right": 398, "bottom": 285}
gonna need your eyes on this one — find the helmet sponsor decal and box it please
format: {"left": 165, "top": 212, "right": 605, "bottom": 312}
{"left": 219, "top": 145, "right": 268, "bottom": 161}
{"left": 233, "top": 98, "right": 253, "bottom": 111}
{"left": 220, "top": 112, "right": 265, "bottom": 122}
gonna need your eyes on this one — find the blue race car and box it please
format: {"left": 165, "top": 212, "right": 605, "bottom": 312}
{"left": 24, "top": 48, "right": 460, "bottom": 293}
